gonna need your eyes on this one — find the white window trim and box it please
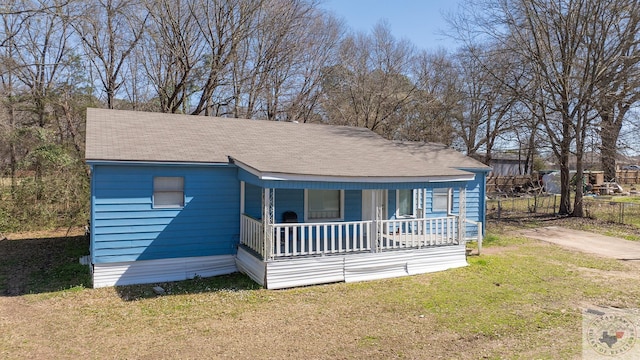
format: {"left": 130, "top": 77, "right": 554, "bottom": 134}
{"left": 153, "top": 176, "right": 185, "bottom": 209}
{"left": 396, "top": 189, "right": 416, "bottom": 218}
{"left": 432, "top": 188, "right": 452, "bottom": 213}
{"left": 304, "top": 189, "right": 345, "bottom": 222}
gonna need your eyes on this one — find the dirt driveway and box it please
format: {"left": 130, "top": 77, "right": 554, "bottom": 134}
{"left": 520, "top": 226, "right": 640, "bottom": 260}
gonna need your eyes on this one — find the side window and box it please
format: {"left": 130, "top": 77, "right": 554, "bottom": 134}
{"left": 397, "top": 189, "right": 414, "bottom": 217}
{"left": 432, "top": 188, "right": 451, "bottom": 212}
{"left": 153, "top": 177, "right": 184, "bottom": 208}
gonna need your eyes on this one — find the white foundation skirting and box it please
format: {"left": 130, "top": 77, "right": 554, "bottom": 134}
{"left": 236, "top": 245, "right": 467, "bottom": 290}
{"left": 92, "top": 255, "right": 237, "bottom": 288}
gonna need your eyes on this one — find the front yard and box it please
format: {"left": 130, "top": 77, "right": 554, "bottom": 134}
{"left": 1, "top": 219, "right": 639, "bottom": 359}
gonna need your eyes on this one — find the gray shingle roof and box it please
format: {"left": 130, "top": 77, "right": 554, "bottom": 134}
{"left": 85, "top": 108, "right": 484, "bottom": 181}
{"left": 393, "top": 141, "right": 491, "bottom": 171}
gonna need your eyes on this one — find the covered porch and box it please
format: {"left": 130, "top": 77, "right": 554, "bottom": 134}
{"left": 236, "top": 182, "right": 482, "bottom": 289}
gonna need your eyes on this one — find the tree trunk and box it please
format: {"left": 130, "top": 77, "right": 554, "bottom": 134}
{"left": 600, "top": 109, "right": 624, "bottom": 182}
{"left": 559, "top": 153, "right": 571, "bottom": 215}
{"left": 558, "top": 117, "right": 572, "bottom": 215}
{"left": 9, "top": 102, "right": 16, "bottom": 198}
{"left": 574, "top": 137, "right": 585, "bottom": 217}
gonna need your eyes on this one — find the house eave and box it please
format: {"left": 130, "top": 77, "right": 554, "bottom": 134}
{"left": 85, "top": 159, "right": 231, "bottom": 167}
{"left": 457, "top": 167, "right": 492, "bottom": 173}
{"left": 232, "top": 158, "right": 476, "bottom": 183}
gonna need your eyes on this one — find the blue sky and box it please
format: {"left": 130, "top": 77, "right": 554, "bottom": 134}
{"left": 320, "top": 0, "right": 462, "bottom": 51}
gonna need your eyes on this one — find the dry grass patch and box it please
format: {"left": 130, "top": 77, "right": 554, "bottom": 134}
{"left": 2, "top": 224, "right": 640, "bottom": 359}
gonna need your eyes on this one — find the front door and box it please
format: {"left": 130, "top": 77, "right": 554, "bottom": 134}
{"left": 363, "top": 190, "right": 386, "bottom": 248}
{"left": 362, "top": 190, "right": 387, "bottom": 237}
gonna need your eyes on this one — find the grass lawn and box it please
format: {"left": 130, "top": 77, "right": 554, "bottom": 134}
{"left": 2, "top": 222, "right": 640, "bottom": 359}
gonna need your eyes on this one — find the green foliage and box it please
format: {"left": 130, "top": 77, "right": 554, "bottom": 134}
{"left": 0, "top": 144, "right": 89, "bottom": 232}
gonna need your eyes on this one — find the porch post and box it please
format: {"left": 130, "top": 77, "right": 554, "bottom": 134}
{"left": 240, "top": 181, "right": 245, "bottom": 214}
{"left": 458, "top": 187, "right": 466, "bottom": 243}
{"left": 263, "top": 188, "right": 275, "bottom": 259}
{"left": 374, "top": 194, "right": 383, "bottom": 253}
{"left": 239, "top": 181, "right": 245, "bottom": 245}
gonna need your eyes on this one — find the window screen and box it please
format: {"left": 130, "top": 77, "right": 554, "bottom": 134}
{"left": 433, "top": 188, "right": 450, "bottom": 212}
{"left": 153, "top": 177, "right": 184, "bottom": 208}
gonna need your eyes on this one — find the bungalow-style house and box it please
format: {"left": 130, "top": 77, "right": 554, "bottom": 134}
{"left": 85, "top": 108, "right": 490, "bottom": 289}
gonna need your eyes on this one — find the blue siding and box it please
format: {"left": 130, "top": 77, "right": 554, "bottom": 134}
{"left": 464, "top": 170, "right": 487, "bottom": 237}
{"left": 420, "top": 176, "right": 485, "bottom": 237}
{"left": 344, "top": 190, "right": 362, "bottom": 221}
{"left": 91, "top": 164, "right": 240, "bottom": 264}
{"left": 244, "top": 182, "right": 262, "bottom": 219}
{"left": 275, "top": 189, "right": 304, "bottom": 222}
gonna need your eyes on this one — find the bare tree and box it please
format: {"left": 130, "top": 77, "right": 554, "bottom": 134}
{"left": 451, "top": 0, "right": 640, "bottom": 216}
{"left": 320, "top": 21, "right": 416, "bottom": 138}
{"left": 139, "top": 0, "right": 340, "bottom": 121}
{"left": 72, "top": 0, "right": 148, "bottom": 109}
{"left": 229, "top": 0, "right": 342, "bottom": 121}
{"left": 142, "top": 0, "right": 204, "bottom": 113}
{"left": 590, "top": 0, "right": 640, "bottom": 181}
{"left": 452, "top": 45, "right": 518, "bottom": 163}
{"left": 226, "top": 0, "right": 316, "bottom": 120}
{"left": 400, "top": 50, "right": 459, "bottom": 145}
{"left": 278, "top": 10, "right": 343, "bottom": 123}
{"left": 188, "top": 0, "right": 263, "bottom": 116}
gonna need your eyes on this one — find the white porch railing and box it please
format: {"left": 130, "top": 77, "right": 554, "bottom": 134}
{"left": 378, "top": 216, "right": 458, "bottom": 250}
{"left": 272, "top": 220, "right": 373, "bottom": 257}
{"left": 240, "top": 214, "right": 265, "bottom": 257}
{"left": 240, "top": 214, "right": 460, "bottom": 259}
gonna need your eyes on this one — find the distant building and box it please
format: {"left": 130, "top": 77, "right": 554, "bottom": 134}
{"left": 473, "top": 152, "right": 534, "bottom": 176}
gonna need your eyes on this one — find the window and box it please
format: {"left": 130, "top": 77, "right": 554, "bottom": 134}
{"left": 433, "top": 188, "right": 451, "bottom": 213}
{"left": 153, "top": 177, "right": 184, "bottom": 208}
{"left": 397, "top": 189, "right": 414, "bottom": 217}
{"left": 305, "top": 189, "right": 343, "bottom": 221}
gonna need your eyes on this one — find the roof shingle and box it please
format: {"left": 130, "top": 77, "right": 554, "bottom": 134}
{"left": 85, "top": 108, "right": 487, "bottom": 180}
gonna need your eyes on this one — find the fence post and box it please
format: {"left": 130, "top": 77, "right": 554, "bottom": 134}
{"left": 553, "top": 194, "right": 557, "bottom": 214}
{"left": 497, "top": 200, "right": 502, "bottom": 220}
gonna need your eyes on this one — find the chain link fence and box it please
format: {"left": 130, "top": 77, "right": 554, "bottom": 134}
{"left": 487, "top": 195, "right": 561, "bottom": 220}
{"left": 584, "top": 199, "right": 640, "bottom": 226}
{"left": 487, "top": 195, "right": 640, "bottom": 227}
